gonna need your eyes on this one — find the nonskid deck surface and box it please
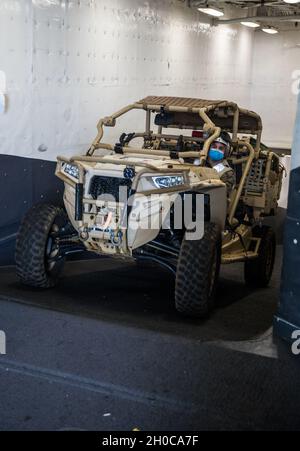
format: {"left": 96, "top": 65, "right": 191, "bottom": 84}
{"left": 0, "top": 246, "right": 299, "bottom": 431}
{"left": 0, "top": 251, "right": 282, "bottom": 342}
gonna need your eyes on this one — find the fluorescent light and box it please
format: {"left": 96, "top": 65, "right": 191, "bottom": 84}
{"left": 240, "top": 21, "right": 260, "bottom": 28}
{"left": 198, "top": 7, "right": 224, "bottom": 17}
{"left": 283, "top": 0, "right": 300, "bottom": 4}
{"left": 262, "top": 27, "right": 279, "bottom": 34}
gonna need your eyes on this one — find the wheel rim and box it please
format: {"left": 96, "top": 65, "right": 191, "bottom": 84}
{"left": 45, "top": 223, "right": 62, "bottom": 274}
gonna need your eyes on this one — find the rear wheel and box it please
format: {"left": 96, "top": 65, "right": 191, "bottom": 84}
{"left": 175, "top": 223, "right": 221, "bottom": 318}
{"left": 16, "top": 204, "right": 67, "bottom": 288}
{"left": 244, "top": 225, "right": 276, "bottom": 288}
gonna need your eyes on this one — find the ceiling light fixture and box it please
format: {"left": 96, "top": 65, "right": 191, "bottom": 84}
{"left": 240, "top": 21, "right": 260, "bottom": 28}
{"left": 198, "top": 7, "right": 224, "bottom": 18}
{"left": 262, "top": 26, "right": 279, "bottom": 34}
{"left": 283, "top": 0, "right": 300, "bottom": 4}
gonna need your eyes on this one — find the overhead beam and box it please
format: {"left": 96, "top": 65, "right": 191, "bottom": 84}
{"left": 216, "top": 15, "right": 300, "bottom": 24}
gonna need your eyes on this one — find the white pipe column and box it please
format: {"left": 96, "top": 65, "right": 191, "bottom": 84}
{"left": 275, "top": 92, "right": 300, "bottom": 340}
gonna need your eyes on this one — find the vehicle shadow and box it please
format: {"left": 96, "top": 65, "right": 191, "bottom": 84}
{"left": 1, "top": 252, "right": 280, "bottom": 342}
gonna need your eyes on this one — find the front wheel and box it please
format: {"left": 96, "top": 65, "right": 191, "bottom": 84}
{"left": 175, "top": 223, "right": 221, "bottom": 318}
{"left": 244, "top": 225, "right": 276, "bottom": 288}
{"left": 16, "top": 204, "right": 67, "bottom": 288}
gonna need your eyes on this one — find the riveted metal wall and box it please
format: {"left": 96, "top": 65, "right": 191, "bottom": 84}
{"left": 0, "top": 0, "right": 256, "bottom": 264}
{"left": 0, "top": 0, "right": 254, "bottom": 161}
{"left": 252, "top": 30, "right": 300, "bottom": 150}
{"left": 0, "top": 155, "right": 63, "bottom": 265}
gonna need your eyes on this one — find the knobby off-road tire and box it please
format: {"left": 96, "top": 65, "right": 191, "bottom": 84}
{"left": 244, "top": 225, "right": 276, "bottom": 288}
{"left": 175, "top": 223, "right": 221, "bottom": 318}
{"left": 16, "top": 204, "right": 67, "bottom": 288}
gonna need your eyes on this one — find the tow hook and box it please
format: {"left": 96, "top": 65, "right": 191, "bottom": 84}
{"left": 79, "top": 227, "right": 89, "bottom": 241}
{"left": 110, "top": 230, "right": 123, "bottom": 247}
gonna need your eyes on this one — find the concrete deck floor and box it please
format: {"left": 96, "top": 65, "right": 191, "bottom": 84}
{"left": 0, "top": 246, "right": 299, "bottom": 431}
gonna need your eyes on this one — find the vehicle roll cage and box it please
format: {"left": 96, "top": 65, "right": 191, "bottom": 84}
{"left": 56, "top": 96, "right": 263, "bottom": 230}
{"left": 87, "top": 96, "right": 263, "bottom": 163}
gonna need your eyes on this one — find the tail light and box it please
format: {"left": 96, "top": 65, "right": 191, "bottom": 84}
{"left": 192, "top": 131, "right": 204, "bottom": 139}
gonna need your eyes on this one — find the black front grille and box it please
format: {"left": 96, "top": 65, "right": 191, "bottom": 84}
{"left": 89, "top": 176, "right": 132, "bottom": 202}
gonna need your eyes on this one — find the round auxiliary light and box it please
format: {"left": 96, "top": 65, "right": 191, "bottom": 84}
{"left": 124, "top": 167, "right": 136, "bottom": 179}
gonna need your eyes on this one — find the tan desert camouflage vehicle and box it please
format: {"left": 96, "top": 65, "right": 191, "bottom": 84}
{"left": 16, "top": 96, "right": 284, "bottom": 318}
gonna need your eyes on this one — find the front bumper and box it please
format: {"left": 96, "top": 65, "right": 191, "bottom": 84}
{"left": 55, "top": 155, "right": 191, "bottom": 256}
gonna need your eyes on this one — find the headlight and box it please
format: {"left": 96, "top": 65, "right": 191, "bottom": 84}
{"left": 152, "top": 175, "right": 185, "bottom": 189}
{"left": 63, "top": 163, "right": 79, "bottom": 180}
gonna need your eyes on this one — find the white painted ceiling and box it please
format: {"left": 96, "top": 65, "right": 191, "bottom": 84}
{"left": 189, "top": 0, "right": 300, "bottom": 30}
{"left": 192, "top": 0, "right": 300, "bottom": 15}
